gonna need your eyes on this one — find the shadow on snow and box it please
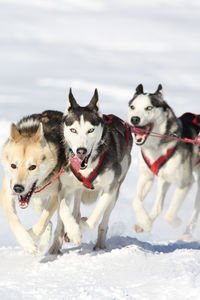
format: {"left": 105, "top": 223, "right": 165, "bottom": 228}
{"left": 40, "top": 235, "right": 200, "bottom": 263}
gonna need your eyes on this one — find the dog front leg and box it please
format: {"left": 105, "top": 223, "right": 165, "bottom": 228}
{"left": 29, "top": 194, "right": 58, "bottom": 242}
{"left": 59, "top": 195, "right": 82, "bottom": 246}
{"left": 164, "top": 183, "right": 192, "bottom": 227}
{"left": 64, "top": 191, "right": 82, "bottom": 243}
{"left": 1, "top": 195, "right": 37, "bottom": 254}
{"left": 133, "top": 174, "right": 154, "bottom": 232}
{"left": 79, "top": 190, "right": 116, "bottom": 232}
{"left": 149, "top": 178, "right": 170, "bottom": 221}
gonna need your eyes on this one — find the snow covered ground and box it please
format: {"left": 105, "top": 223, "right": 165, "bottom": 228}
{"left": 0, "top": 0, "right": 200, "bottom": 299}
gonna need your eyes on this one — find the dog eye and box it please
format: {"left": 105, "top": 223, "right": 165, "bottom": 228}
{"left": 88, "top": 128, "right": 95, "bottom": 134}
{"left": 145, "top": 106, "right": 153, "bottom": 111}
{"left": 11, "top": 164, "right": 17, "bottom": 169}
{"left": 130, "top": 105, "right": 135, "bottom": 110}
{"left": 70, "top": 128, "right": 77, "bottom": 134}
{"left": 29, "top": 165, "right": 36, "bottom": 171}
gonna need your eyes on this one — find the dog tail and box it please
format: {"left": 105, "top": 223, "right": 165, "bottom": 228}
{"left": 81, "top": 190, "right": 100, "bottom": 205}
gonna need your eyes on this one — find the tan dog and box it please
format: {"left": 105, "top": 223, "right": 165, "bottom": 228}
{"left": 0, "top": 110, "right": 66, "bottom": 253}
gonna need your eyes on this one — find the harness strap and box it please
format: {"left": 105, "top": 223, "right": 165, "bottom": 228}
{"left": 141, "top": 146, "right": 177, "bottom": 176}
{"left": 34, "top": 169, "right": 65, "bottom": 193}
{"left": 70, "top": 153, "right": 105, "bottom": 189}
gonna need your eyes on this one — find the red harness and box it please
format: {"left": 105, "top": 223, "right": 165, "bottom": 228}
{"left": 141, "top": 146, "right": 177, "bottom": 176}
{"left": 70, "top": 153, "right": 105, "bottom": 189}
{"left": 34, "top": 169, "right": 65, "bottom": 194}
{"left": 70, "top": 114, "right": 130, "bottom": 190}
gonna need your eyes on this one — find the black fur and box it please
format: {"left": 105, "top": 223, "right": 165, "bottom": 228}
{"left": 17, "top": 110, "right": 67, "bottom": 170}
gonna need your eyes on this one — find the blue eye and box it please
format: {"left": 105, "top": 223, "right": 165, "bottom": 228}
{"left": 70, "top": 128, "right": 77, "bottom": 133}
{"left": 146, "top": 106, "right": 153, "bottom": 111}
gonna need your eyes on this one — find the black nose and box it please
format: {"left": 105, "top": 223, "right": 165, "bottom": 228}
{"left": 13, "top": 184, "right": 24, "bottom": 194}
{"left": 131, "top": 116, "right": 140, "bottom": 125}
{"left": 76, "top": 147, "right": 87, "bottom": 155}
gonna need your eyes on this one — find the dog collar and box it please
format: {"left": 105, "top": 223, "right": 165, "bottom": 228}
{"left": 141, "top": 146, "right": 177, "bottom": 176}
{"left": 70, "top": 153, "right": 105, "bottom": 189}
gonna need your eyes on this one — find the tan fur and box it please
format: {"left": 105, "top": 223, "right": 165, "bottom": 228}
{"left": 0, "top": 123, "right": 60, "bottom": 254}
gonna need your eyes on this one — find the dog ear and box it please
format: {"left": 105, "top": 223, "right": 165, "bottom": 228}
{"left": 135, "top": 84, "right": 144, "bottom": 95}
{"left": 65, "top": 88, "right": 79, "bottom": 113}
{"left": 155, "top": 84, "right": 163, "bottom": 96}
{"left": 31, "top": 123, "right": 44, "bottom": 143}
{"left": 87, "top": 88, "right": 99, "bottom": 111}
{"left": 10, "top": 123, "right": 22, "bottom": 142}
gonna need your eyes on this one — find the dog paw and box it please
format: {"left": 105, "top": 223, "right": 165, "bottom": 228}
{"left": 23, "top": 242, "right": 38, "bottom": 255}
{"left": 68, "top": 230, "right": 82, "bottom": 246}
{"left": 180, "top": 232, "right": 193, "bottom": 241}
{"left": 134, "top": 224, "right": 144, "bottom": 233}
{"left": 64, "top": 233, "right": 70, "bottom": 243}
{"left": 66, "top": 223, "right": 82, "bottom": 246}
{"left": 79, "top": 217, "right": 91, "bottom": 230}
{"left": 165, "top": 215, "right": 182, "bottom": 228}
{"left": 93, "top": 243, "right": 106, "bottom": 251}
{"left": 134, "top": 218, "right": 152, "bottom": 233}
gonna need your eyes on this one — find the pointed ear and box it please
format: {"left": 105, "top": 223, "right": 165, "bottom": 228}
{"left": 87, "top": 89, "right": 99, "bottom": 111}
{"left": 134, "top": 84, "right": 144, "bottom": 95}
{"left": 155, "top": 84, "right": 163, "bottom": 96}
{"left": 65, "top": 88, "right": 79, "bottom": 114}
{"left": 31, "top": 123, "right": 44, "bottom": 143}
{"left": 10, "top": 123, "right": 22, "bottom": 142}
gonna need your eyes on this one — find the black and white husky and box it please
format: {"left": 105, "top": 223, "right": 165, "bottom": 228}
{"left": 128, "top": 84, "right": 200, "bottom": 239}
{"left": 49, "top": 89, "right": 133, "bottom": 254}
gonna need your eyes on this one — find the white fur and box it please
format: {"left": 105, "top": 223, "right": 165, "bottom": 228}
{"left": 49, "top": 113, "right": 125, "bottom": 253}
{"left": 64, "top": 116, "right": 103, "bottom": 157}
{"left": 129, "top": 93, "right": 200, "bottom": 238}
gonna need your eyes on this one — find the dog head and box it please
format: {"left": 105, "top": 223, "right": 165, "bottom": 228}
{"left": 63, "top": 89, "right": 104, "bottom": 170}
{"left": 128, "top": 84, "right": 170, "bottom": 146}
{"left": 2, "top": 121, "right": 57, "bottom": 208}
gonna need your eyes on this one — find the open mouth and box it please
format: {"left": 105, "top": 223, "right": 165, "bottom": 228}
{"left": 131, "top": 123, "right": 154, "bottom": 145}
{"left": 18, "top": 182, "right": 37, "bottom": 209}
{"left": 69, "top": 150, "right": 91, "bottom": 171}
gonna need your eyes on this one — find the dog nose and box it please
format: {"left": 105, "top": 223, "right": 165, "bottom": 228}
{"left": 13, "top": 184, "right": 24, "bottom": 194}
{"left": 77, "top": 147, "right": 87, "bottom": 155}
{"left": 131, "top": 116, "right": 140, "bottom": 125}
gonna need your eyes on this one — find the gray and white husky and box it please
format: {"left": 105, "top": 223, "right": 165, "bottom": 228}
{"left": 49, "top": 89, "right": 133, "bottom": 254}
{"left": 128, "top": 84, "right": 200, "bottom": 239}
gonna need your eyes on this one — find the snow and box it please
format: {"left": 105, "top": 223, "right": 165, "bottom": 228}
{"left": 0, "top": 0, "right": 200, "bottom": 299}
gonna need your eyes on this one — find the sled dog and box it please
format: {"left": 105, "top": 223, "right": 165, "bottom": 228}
{"left": 0, "top": 110, "right": 66, "bottom": 253}
{"left": 128, "top": 84, "right": 200, "bottom": 239}
{"left": 49, "top": 89, "right": 133, "bottom": 254}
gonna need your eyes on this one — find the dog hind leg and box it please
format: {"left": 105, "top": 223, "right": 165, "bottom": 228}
{"left": 164, "top": 183, "right": 192, "bottom": 227}
{"left": 181, "top": 168, "right": 200, "bottom": 240}
{"left": 48, "top": 208, "right": 64, "bottom": 255}
{"left": 94, "top": 188, "right": 119, "bottom": 250}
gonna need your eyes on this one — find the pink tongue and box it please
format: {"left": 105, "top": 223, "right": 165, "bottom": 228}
{"left": 69, "top": 156, "right": 81, "bottom": 171}
{"left": 136, "top": 133, "right": 145, "bottom": 141}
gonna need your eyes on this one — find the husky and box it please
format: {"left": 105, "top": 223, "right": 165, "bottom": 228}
{"left": 49, "top": 89, "right": 133, "bottom": 254}
{"left": 128, "top": 84, "right": 200, "bottom": 239}
{"left": 0, "top": 110, "right": 67, "bottom": 253}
